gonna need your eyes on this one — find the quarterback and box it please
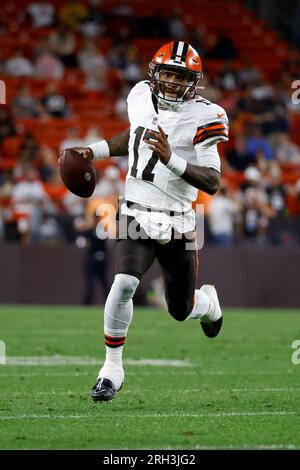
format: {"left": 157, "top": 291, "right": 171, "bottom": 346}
{"left": 73, "top": 41, "right": 229, "bottom": 401}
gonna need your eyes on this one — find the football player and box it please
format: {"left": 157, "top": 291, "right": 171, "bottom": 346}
{"left": 72, "top": 41, "right": 229, "bottom": 401}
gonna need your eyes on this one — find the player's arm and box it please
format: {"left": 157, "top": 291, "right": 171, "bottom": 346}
{"left": 145, "top": 126, "right": 221, "bottom": 195}
{"left": 181, "top": 164, "right": 220, "bottom": 195}
{"left": 69, "top": 127, "right": 130, "bottom": 160}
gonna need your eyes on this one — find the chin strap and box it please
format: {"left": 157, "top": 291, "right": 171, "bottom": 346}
{"left": 157, "top": 96, "right": 181, "bottom": 112}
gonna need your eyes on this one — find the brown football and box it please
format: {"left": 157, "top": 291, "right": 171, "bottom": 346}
{"left": 59, "top": 148, "right": 97, "bottom": 198}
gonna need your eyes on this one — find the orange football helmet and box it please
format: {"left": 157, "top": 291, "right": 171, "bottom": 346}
{"left": 149, "top": 41, "right": 203, "bottom": 105}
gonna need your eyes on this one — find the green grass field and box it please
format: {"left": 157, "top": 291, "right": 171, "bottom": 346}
{"left": 0, "top": 305, "right": 300, "bottom": 450}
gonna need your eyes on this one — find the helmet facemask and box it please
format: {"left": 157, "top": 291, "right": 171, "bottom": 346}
{"left": 149, "top": 63, "right": 202, "bottom": 109}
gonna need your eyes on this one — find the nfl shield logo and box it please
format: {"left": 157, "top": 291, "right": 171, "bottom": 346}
{"left": 152, "top": 117, "right": 158, "bottom": 125}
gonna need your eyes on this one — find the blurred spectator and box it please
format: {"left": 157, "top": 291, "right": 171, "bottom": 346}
{"left": 0, "top": 50, "right": 6, "bottom": 74}
{"left": 53, "top": 188, "right": 85, "bottom": 242}
{"left": 139, "top": 11, "right": 170, "bottom": 38}
{"left": 241, "top": 166, "right": 264, "bottom": 193}
{"left": 35, "top": 44, "right": 65, "bottom": 79}
{"left": 111, "top": 0, "right": 133, "bottom": 17}
{"left": 238, "top": 60, "right": 261, "bottom": 87}
{"left": 63, "top": 190, "right": 85, "bottom": 218}
{"left": 283, "top": 50, "right": 300, "bottom": 80}
{"left": 285, "top": 179, "right": 300, "bottom": 217}
{"left": 123, "top": 49, "right": 142, "bottom": 86}
{"left": 18, "top": 133, "right": 39, "bottom": 164}
{"left": 0, "top": 107, "right": 16, "bottom": 142}
{"left": 74, "top": 211, "right": 109, "bottom": 305}
{"left": 5, "top": 49, "right": 35, "bottom": 77}
{"left": 238, "top": 166, "right": 273, "bottom": 242}
{"left": 12, "top": 84, "right": 41, "bottom": 118}
{"left": 107, "top": 42, "right": 128, "bottom": 70}
{"left": 217, "top": 61, "right": 239, "bottom": 91}
{"left": 209, "top": 185, "right": 239, "bottom": 246}
{"left": 27, "top": 0, "right": 55, "bottom": 28}
{"left": 226, "top": 135, "right": 256, "bottom": 171}
{"left": 80, "top": 1, "right": 105, "bottom": 38}
{"left": 264, "top": 165, "right": 286, "bottom": 216}
{"left": 209, "top": 31, "right": 238, "bottom": 60}
{"left": 249, "top": 83, "right": 289, "bottom": 135}
{"left": 245, "top": 124, "right": 274, "bottom": 161}
{"left": 49, "top": 23, "right": 77, "bottom": 68}
{"left": 197, "top": 75, "right": 221, "bottom": 104}
{"left": 11, "top": 164, "right": 51, "bottom": 243}
{"left": 38, "top": 145, "right": 58, "bottom": 182}
{"left": 115, "top": 84, "right": 131, "bottom": 120}
{"left": 0, "top": 171, "right": 15, "bottom": 241}
{"left": 60, "top": 127, "right": 83, "bottom": 152}
{"left": 40, "top": 82, "right": 69, "bottom": 118}
{"left": 78, "top": 39, "right": 107, "bottom": 91}
{"left": 274, "top": 133, "right": 300, "bottom": 165}
{"left": 83, "top": 125, "right": 104, "bottom": 146}
{"left": 58, "top": 0, "right": 88, "bottom": 28}
{"left": 94, "top": 166, "right": 124, "bottom": 198}
{"left": 0, "top": 18, "right": 6, "bottom": 38}
{"left": 237, "top": 187, "right": 269, "bottom": 243}
{"left": 188, "top": 26, "right": 206, "bottom": 58}
{"left": 168, "top": 7, "right": 187, "bottom": 40}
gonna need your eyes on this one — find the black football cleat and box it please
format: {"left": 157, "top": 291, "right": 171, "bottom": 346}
{"left": 91, "top": 378, "right": 121, "bottom": 402}
{"left": 200, "top": 316, "right": 223, "bottom": 338}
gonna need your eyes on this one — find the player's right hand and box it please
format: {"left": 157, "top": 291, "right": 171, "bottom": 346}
{"left": 70, "top": 147, "right": 94, "bottom": 160}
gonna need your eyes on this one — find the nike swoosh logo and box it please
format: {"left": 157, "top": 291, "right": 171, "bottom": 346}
{"left": 217, "top": 113, "right": 225, "bottom": 118}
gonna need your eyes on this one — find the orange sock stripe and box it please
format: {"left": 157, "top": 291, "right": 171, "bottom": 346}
{"left": 105, "top": 339, "right": 125, "bottom": 346}
{"left": 104, "top": 335, "right": 126, "bottom": 341}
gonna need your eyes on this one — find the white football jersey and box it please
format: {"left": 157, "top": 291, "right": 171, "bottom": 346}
{"left": 124, "top": 81, "right": 229, "bottom": 214}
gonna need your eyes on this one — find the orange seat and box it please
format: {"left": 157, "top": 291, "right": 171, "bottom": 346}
{"left": 1, "top": 136, "right": 23, "bottom": 157}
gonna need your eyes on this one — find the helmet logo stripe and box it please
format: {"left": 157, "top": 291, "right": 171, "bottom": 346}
{"left": 171, "top": 41, "right": 189, "bottom": 62}
{"left": 176, "top": 41, "right": 184, "bottom": 58}
{"left": 181, "top": 43, "right": 189, "bottom": 61}
{"left": 171, "top": 41, "right": 180, "bottom": 60}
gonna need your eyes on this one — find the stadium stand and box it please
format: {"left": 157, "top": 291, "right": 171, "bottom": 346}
{"left": 0, "top": 0, "right": 300, "bottom": 245}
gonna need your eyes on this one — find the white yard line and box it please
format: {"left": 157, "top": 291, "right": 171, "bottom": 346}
{"left": 182, "top": 387, "right": 300, "bottom": 393}
{"left": 1, "top": 357, "right": 298, "bottom": 377}
{"left": 1, "top": 388, "right": 300, "bottom": 396}
{"left": 0, "top": 411, "right": 297, "bottom": 421}
{"left": 0, "top": 370, "right": 298, "bottom": 378}
{"left": 4, "top": 357, "right": 194, "bottom": 367}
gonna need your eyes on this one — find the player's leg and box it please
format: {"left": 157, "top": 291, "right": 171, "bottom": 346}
{"left": 156, "top": 233, "right": 197, "bottom": 320}
{"left": 156, "top": 232, "right": 223, "bottom": 337}
{"left": 92, "top": 216, "right": 156, "bottom": 401}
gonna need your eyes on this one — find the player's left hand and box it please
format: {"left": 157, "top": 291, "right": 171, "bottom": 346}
{"left": 144, "top": 125, "right": 171, "bottom": 165}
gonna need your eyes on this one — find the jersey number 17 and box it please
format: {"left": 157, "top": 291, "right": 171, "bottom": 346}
{"left": 130, "top": 126, "right": 167, "bottom": 182}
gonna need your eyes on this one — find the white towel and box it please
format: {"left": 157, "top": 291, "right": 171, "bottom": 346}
{"left": 133, "top": 209, "right": 172, "bottom": 244}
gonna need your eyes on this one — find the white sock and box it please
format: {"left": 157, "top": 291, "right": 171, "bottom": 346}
{"left": 186, "top": 288, "right": 213, "bottom": 321}
{"left": 97, "top": 273, "right": 139, "bottom": 388}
